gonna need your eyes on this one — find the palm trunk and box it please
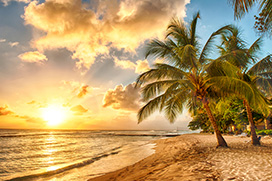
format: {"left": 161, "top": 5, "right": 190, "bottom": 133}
{"left": 265, "top": 118, "right": 270, "bottom": 129}
{"left": 203, "top": 101, "right": 228, "bottom": 147}
{"left": 244, "top": 99, "right": 260, "bottom": 145}
{"left": 265, "top": 113, "right": 271, "bottom": 129}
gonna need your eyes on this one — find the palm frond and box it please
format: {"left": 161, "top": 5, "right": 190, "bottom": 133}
{"left": 137, "top": 95, "right": 164, "bottom": 123}
{"left": 259, "top": 0, "right": 272, "bottom": 31}
{"left": 248, "top": 54, "right": 272, "bottom": 74}
{"left": 255, "top": 76, "right": 272, "bottom": 94}
{"left": 145, "top": 39, "right": 174, "bottom": 59}
{"left": 166, "top": 18, "right": 190, "bottom": 45}
{"left": 187, "top": 95, "right": 200, "bottom": 115}
{"left": 180, "top": 44, "right": 198, "bottom": 69}
{"left": 141, "top": 80, "right": 179, "bottom": 102}
{"left": 229, "top": 0, "right": 256, "bottom": 19}
{"left": 135, "top": 64, "right": 185, "bottom": 87}
{"left": 164, "top": 89, "right": 189, "bottom": 123}
{"left": 247, "top": 37, "right": 262, "bottom": 63}
{"left": 206, "top": 58, "right": 240, "bottom": 77}
{"left": 189, "top": 11, "right": 200, "bottom": 45}
{"left": 257, "top": 71, "right": 272, "bottom": 78}
{"left": 199, "top": 25, "right": 233, "bottom": 64}
{"left": 209, "top": 76, "right": 255, "bottom": 104}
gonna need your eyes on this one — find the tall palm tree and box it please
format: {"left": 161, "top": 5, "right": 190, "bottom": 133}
{"left": 218, "top": 26, "right": 272, "bottom": 145}
{"left": 230, "top": 0, "right": 272, "bottom": 34}
{"left": 135, "top": 13, "right": 256, "bottom": 147}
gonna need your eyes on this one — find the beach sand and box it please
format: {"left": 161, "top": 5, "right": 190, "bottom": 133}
{"left": 89, "top": 134, "right": 272, "bottom": 181}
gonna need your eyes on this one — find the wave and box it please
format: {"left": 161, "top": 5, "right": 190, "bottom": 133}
{"left": 101, "top": 132, "right": 183, "bottom": 137}
{"left": 0, "top": 130, "right": 98, "bottom": 138}
{"left": 6, "top": 146, "right": 122, "bottom": 181}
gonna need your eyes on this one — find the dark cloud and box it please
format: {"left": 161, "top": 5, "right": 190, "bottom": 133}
{"left": 103, "top": 83, "right": 140, "bottom": 111}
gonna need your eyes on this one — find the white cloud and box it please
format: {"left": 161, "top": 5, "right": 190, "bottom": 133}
{"left": 9, "top": 42, "right": 19, "bottom": 47}
{"left": 1, "top": 0, "right": 30, "bottom": 6}
{"left": 18, "top": 51, "right": 48, "bottom": 64}
{"left": 0, "top": 39, "right": 6, "bottom": 43}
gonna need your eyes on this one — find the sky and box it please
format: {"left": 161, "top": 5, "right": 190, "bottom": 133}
{"left": 0, "top": 0, "right": 271, "bottom": 130}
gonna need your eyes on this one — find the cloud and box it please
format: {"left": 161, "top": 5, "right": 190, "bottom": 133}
{"left": 27, "top": 100, "right": 46, "bottom": 108}
{"left": 18, "top": 51, "right": 48, "bottom": 64}
{"left": 22, "top": 0, "right": 189, "bottom": 70}
{"left": 114, "top": 58, "right": 136, "bottom": 70}
{"left": 27, "top": 100, "right": 36, "bottom": 105}
{"left": 135, "top": 60, "right": 150, "bottom": 74}
{"left": 0, "top": 105, "right": 14, "bottom": 116}
{"left": 70, "top": 105, "right": 88, "bottom": 115}
{"left": 77, "top": 85, "right": 89, "bottom": 98}
{"left": 61, "top": 80, "right": 93, "bottom": 98}
{"left": 18, "top": 115, "right": 45, "bottom": 124}
{"left": 114, "top": 58, "right": 150, "bottom": 74}
{"left": 9, "top": 42, "right": 19, "bottom": 47}
{"left": 1, "top": 0, "right": 30, "bottom": 6}
{"left": 0, "top": 39, "right": 6, "bottom": 43}
{"left": 103, "top": 83, "right": 141, "bottom": 111}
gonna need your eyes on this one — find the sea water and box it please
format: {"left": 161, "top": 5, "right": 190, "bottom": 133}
{"left": 0, "top": 129, "right": 193, "bottom": 180}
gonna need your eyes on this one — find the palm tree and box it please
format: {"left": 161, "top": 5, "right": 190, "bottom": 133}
{"left": 218, "top": 26, "right": 272, "bottom": 145}
{"left": 135, "top": 13, "right": 257, "bottom": 147}
{"left": 230, "top": 0, "right": 272, "bottom": 34}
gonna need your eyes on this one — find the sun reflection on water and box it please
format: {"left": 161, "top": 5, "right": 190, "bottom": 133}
{"left": 43, "top": 133, "right": 58, "bottom": 167}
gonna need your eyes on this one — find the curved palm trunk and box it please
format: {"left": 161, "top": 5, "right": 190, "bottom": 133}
{"left": 203, "top": 101, "right": 228, "bottom": 147}
{"left": 244, "top": 99, "right": 260, "bottom": 145}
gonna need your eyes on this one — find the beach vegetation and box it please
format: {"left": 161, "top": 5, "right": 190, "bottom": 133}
{"left": 189, "top": 97, "right": 268, "bottom": 135}
{"left": 216, "top": 25, "right": 272, "bottom": 145}
{"left": 256, "top": 129, "right": 272, "bottom": 135}
{"left": 135, "top": 12, "right": 272, "bottom": 147}
{"left": 135, "top": 13, "right": 258, "bottom": 147}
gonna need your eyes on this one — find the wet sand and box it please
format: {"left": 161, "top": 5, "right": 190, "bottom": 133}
{"left": 89, "top": 134, "right": 272, "bottom": 181}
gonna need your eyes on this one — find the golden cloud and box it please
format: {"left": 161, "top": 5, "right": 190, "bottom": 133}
{"left": 18, "top": 51, "right": 48, "bottom": 63}
{"left": 103, "top": 83, "right": 141, "bottom": 111}
{"left": 23, "top": 0, "right": 189, "bottom": 70}
{"left": 114, "top": 58, "right": 150, "bottom": 74}
{"left": 77, "top": 85, "right": 89, "bottom": 98}
{"left": 70, "top": 105, "right": 88, "bottom": 115}
{"left": 61, "top": 80, "right": 93, "bottom": 98}
{"left": 0, "top": 105, "right": 14, "bottom": 116}
{"left": 135, "top": 60, "right": 150, "bottom": 74}
{"left": 114, "top": 58, "right": 136, "bottom": 70}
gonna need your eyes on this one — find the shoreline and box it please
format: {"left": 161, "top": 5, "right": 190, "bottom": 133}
{"left": 89, "top": 133, "right": 272, "bottom": 181}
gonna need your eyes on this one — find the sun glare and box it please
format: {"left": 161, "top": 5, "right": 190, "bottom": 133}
{"left": 41, "top": 105, "right": 67, "bottom": 126}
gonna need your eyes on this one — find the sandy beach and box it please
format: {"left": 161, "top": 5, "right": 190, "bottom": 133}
{"left": 89, "top": 134, "right": 272, "bottom": 181}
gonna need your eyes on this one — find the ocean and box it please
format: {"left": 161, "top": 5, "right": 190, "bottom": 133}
{"left": 0, "top": 129, "right": 194, "bottom": 180}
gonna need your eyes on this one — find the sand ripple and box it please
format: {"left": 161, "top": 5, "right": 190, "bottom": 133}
{"left": 89, "top": 134, "right": 272, "bottom": 181}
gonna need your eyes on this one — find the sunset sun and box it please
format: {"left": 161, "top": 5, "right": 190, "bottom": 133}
{"left": 41, "top": 105, "right": 67, "bottom": 126}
